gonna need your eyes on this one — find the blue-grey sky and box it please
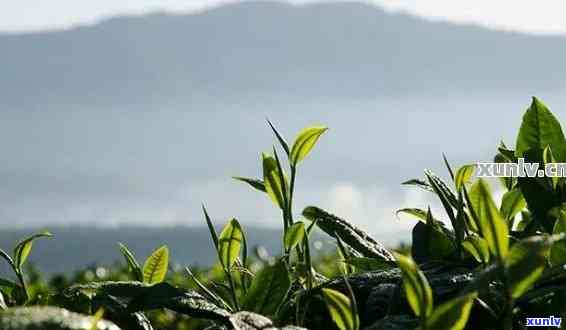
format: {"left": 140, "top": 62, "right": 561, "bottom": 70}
{"left": 3, "top": 0, "right": 566, "bottom": 34}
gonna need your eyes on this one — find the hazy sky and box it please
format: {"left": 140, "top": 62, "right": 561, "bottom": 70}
{"left": 3, "top": 0, "right": 566, "bottom": 34}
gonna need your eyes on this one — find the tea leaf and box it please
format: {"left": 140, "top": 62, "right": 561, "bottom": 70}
{"left": 550, "top": 211, "right": 566, "bottom": 266}
{"left": 303, "top": 206, "right": 394, "bottom": 261}
{"left": 233, "top": 177, "right": 266, "bottom": 192}
{"left": 218, "top": 218, "right": 243, "bottom": 269}
{"left": 242, "top": 261, "right": 291, "bottom": 316}
{"left": 202, "top": 204, "right": 219, "bottom": 250}
{"left": 118, "top": 243, "right": 143, "bottom": 282}
{"left": 13, "top": 231, "right": 53, "bottom": 270}
{"left": 266, "top": 119, "right": 290, "bottom": 156}
{"left": 262, "top": 153, "right": 288, "bottom": 209}
{"left": 401, "top": 179, "right": 433, "bottom": 192}
{"left": 321, "top": 288, "right": 359, "bottom": 330}
{"left": 395, "top": 208, "right": 427, "bottom": 223}
{"left": 284, "top": 222, "right": 305, "bottom": 251}
{"left": 424, "top": 292, "right": 478, "bottom": 330}
{"left": 455, "top": 165, "right": 475, "bottom": 191}
{"left": 462, "top": 235, "right": 490, "bottom": 263}
{"left": 143, "top": 245, "right": 169, "bottom": 284}
{"left": 500, "top": 188, "right": 526, "bottom": 222}
{"left": 505, "top": 236, "right": 553, "bottom": 299}
{"left": 290, "top": 126, "right": 328, "bottom": 166}
{"left": 394, "top": 252, "right": 433, "bottom": 318}
{"left": 469, "top": 179, "right": 509, "bottom": 259}
{"left": 516, "top": 97, "right": 566, "bottom": 162}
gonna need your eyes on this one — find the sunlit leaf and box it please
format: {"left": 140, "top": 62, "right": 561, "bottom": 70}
{"left": 462, "top": 235, "right": 490, "bottom": 264}
{"left": 143, "top": 245, "right": 169, "bottom": 284}
{"left": 290, "top": 126, "right": 328, "bottom": 166}
{"left": 505, "top": 236, "right": 552, "bottom": 299}
{"left": 393, "top": 252, "right": 433, "bottom": 318}
{"left": 321, "top": 288, "right": 359, "bottom": 330}
{"left": 218, "top": 218, "right": 244, "bottom": 269}
{"left": 424, "top": 292, "right": 477, "bottom": 330}
{"left": 515, "top": 97, "right": 566, "bottom": 162}
{"left": 284, "top": 222, "right": 305, "bottom": 251}
{"left": 500, "top": 188, "right": 526, "bottom": 222}
{"left": 468, "top": 179, "right": 509, "bottom": 259}
{"left": 13, "top": 231, "right": 53, "bottom": 270}
{"left": 550, "top": 210, "right": 566, "bottom": 266}
{"left": 454, "top": 165, "right": 475, "bottom": 191}
{"left": 262, "top": 153, "right": 288, "bottom": 209}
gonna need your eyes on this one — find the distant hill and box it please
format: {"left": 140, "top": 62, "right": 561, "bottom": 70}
{"left": 2, "top": 1, "right": 566, "bottom": 110}
{"left": 0, "top": 226, "right": 296, "bottom": 275}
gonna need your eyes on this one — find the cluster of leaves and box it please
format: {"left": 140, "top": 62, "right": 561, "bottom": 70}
{"left": 2, "top": 97, "right": 566, "bottom": 330}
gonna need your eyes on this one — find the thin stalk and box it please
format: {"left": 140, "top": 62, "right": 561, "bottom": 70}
{"left": 289, "top": 165, "right": 297, "bottom": 225}
{"left": 225, "top": 267, "right": 240, "bottom": 311}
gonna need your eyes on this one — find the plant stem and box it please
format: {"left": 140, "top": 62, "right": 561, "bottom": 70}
{"left": 225, "top": 267, "right": 240, "bottom": 311}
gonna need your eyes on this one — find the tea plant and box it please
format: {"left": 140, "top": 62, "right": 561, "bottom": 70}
{"left": 2, "top": 97, "right": 566, "bottom": 330}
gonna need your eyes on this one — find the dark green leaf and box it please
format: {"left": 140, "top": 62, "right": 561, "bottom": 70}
{"left": 242, "top": 261, "right": 291, "bottom": 316}
{"left": 343, "top": 257, "right": 395, "bottom": 271}
{"left": 266, "top": 119, "right": 290, "bottom": 156}
{"left": 202, "top": 205, "right": 219, "bottom": 250}
{"left": 118, "top": 243, "right": 143, "bottom": 282}
{"left": 232, "top": 177, "right": 266, "bottom": 193}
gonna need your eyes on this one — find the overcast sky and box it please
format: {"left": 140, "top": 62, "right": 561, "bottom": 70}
{"left": 2, "top": 0, "right": 566, "bottom": 34}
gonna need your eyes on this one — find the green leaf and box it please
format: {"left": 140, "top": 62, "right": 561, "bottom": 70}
{"left": 118, "top": 242, "right": 143, "bottom": 282}
{"left": 395, "top": 208, "right": 427, "bottom": 223}
{"left": 13, "top": 231, "right": 53, "bottom": 270}
{"left": 550, "top": 211, "right": 566, "bottom": 266}
{"left": 454, "top": 165, "right": 475, "bottom": 191}
{"left": 242, "top": 261, "right": 291, "bottom": 316}
{"left": 284, "top": 222, "right": 305, "bottom": 251}
{"left": 500, "top": 188, "right": 527, "bottom": 222}
{"left": 515, "top": 97, "right": 566, "bottom": 162}
{"left": 424, "top": 292, "right": 478, "bottom": 330}
{"left": 218, "top": 218, "right": 244, "bottom": 269}
{"left": 321, "top": 288, "right": 360, "bottom": 330}
{"left": 462, "top": 235, "right": 490, "bottom": 264}
{"left": 393, "top": 252, "right": 433, "bottom": 318}
{"left": 505, "top": 236, "right": 552, "bottom": 299}
{"left": 262, "top": 153, "right": 288, "bottom": 209}
{"left": 202, "top": 204, "right": 219, "bottom": 250}
{"left": 266, "top": 119, "right": 290, "bottom": 156}
{"left": 143, "top": 245, "right": 169, "bottom": 284}
{"left": 233, "top": 177, "right": 266, "bottom": 193}
{"left": 290, "top": 126, "right": 328, "bottom": 166}
{"left": 468, "top": 179, "right": 509, "bottom": 259}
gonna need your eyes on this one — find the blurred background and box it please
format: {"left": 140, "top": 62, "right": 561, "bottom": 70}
{"left": 2, "top": 0, "right": 566, "bottom": 273}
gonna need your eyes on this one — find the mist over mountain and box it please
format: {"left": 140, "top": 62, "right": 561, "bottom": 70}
{"left": 2, "top": 1, "right": 566, "bottom": 109}
{"left": 1, "top": 1, "right": 566, "bottom": 246}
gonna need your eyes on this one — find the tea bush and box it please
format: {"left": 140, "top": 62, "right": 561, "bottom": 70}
{"left": 2, "top": 97, "right": 566, "bottom": 330}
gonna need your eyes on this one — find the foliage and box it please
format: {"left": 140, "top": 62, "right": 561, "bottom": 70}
{"left": 3, "top": 97, "right": 566, "bottom": 330}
